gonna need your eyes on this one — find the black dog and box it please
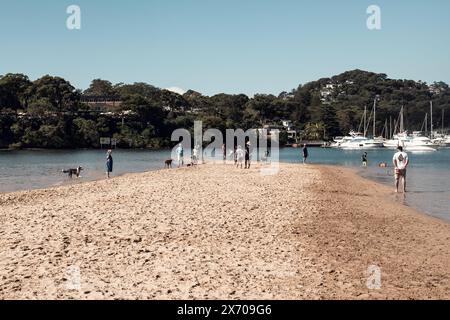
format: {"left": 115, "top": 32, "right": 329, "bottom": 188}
{"left": 165, "top": 159, "right": 173, "bottom": 169}
{"left": 62, "top": 166, "right": 83, "bottom": 178}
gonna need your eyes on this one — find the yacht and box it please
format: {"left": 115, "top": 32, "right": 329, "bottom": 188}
{"left": 436, "top": 135, "right": 450, "bottom": 147}
{"left": 339, "top": 131, "right": 385, "bottom": 149}
{"left": 336, "top": 98, "right": 385, "bottom": 150}
{"left": 444, "top": 135, "right": 450, "bottom": 148}
{"left": 330, "top": 136, "right": 345, "bottom": 148}
{"left": 402, "top": 132, "right": 439, "bottom": 152}
{"left": 383, "top": 132, "right": 411, "bottom": 149}
{"left": 433, "top": 109, "right": 450, "bottom": 147}
{"left": 384, "top": 104, "right": 438, "bottom": 151}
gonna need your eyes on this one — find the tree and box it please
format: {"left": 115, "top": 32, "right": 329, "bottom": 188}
{"left": 0, "top": 84, "right": 7, "bottom": 111}
{"left": 27, "top": 75, "right": 80, "bottom": 112}
{"left": 318, "top": 104, "right": 341, "bottom": 139}
{"left": 37, "top": 124, "right": 65, "bottom": 148}
{"left": 115, "top": 82, "right": 159, "bottom": 99}
{"left": 0, "top": 73, "right": 32, "bottom": 110}
{"left": 120, "top": 94, "right": 166, "bottom": 135}
{"left": 208, "top": 94, "right": 249, "bottom": 126}
{"left": 303, "top": 122, "right": 326, "bottom": 140}
{"left": 243, "top": 94, "right": 277, "bottom": 126}
{"left": 73, "top": 118, "right": 100, "bottom": 147}
{"left": 84, "top": 79, "right": 116, "bottom": 96}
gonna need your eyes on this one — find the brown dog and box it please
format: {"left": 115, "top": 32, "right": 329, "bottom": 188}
{"left": 165, "top": 159, "right": 173, "bottom": 169}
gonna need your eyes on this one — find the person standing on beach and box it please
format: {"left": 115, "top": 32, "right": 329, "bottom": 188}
{"left": 106, "top": 149, "right": 113, "bottom": 179}
{"left": 302, "top": 144, "right": 309, "bottom": 164}
{"left": 222, "top": 144, "right": 227, "bottom": 164}
{"left": 192, "top": 145, "right": 199, "bottom": 165}
{"left": 176, "top": 144, "right": 184, "bottom": 168}
{"left": 236, "top": 146, "right": 244, "bottom": 169}
{"left": 245, "top": 142, "right": 251, "bottom": 169}
{"left": 393, "top": 146, "right": 409, "bottom": 193}
{"left": 229, "top": 147, "right": 235, "bottom": 163}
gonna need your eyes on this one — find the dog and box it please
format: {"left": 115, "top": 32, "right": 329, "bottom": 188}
{"left": 165, "top": 159, "right": 173, "bottom": 169}
{"left": 187, "top": 162, "right": 197, "bottom": 168}
{"left": 379, "top": 162, "right": 388, "bottom": 168}
{"left": 62, "top": 166, "right": 83, "bottom": 178}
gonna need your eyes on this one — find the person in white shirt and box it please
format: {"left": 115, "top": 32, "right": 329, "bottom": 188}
{"left": 236, "top": 146, "right": 245, "bottom": 169}
{"left": 176, "top": 144, "right": 184, "bottom": 168}
{"left": 392, "top": 146, "right": 409, "bottom": 193}
{"left": 192, "top": 146, "right": 199, "bottom": 165}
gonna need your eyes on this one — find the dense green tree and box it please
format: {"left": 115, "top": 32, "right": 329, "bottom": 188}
{"left": 73, "top": 118, "right": 100, "bottom": 147}
{"left": 0, "top": 73, "right": 32, "bottom": 110}
{"left": 115, "top": 82, "right": 158, "bottom": 97}
{"left": 84, "top": 79, "right": 116, "bottom": 96}
{"left": 243, "top": 94, "right": 277, "bottom": 127}
{"left": 27, "top": 75, "right": 80, "bottom": 112}
{"left": 318, "top": 104, "right": 341, "bottom": 139}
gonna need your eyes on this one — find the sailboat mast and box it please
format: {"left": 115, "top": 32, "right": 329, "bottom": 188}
{"left": 443, "top": 109, "right": 445, "bottom": 134}
{"left": 390, "top": 116, "right": 392, "bottom": 139}
{"left": 384, "top": 119, "right": 388, "bottom": 139}
{"left": 430, "top": 101, "right": 433, "bottom": 138}
{"left": 364, "top": 105, "right": 367, "bottom": 137}
{"left": 400, "top": 106, "right": 404, "bottom": 133}
{"left": 373, "top": 97, "right": 377, "bottom": 138}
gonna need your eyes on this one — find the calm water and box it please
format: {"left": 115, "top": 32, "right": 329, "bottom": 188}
{"left": 1, "top": 148, "right": 449, "bottom": 221}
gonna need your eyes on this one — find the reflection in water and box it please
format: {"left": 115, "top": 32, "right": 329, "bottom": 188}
{"left": 393, "top": 193, "right": 407, "bottom": 206}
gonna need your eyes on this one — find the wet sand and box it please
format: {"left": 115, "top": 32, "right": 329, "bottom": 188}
{"left": 0, "top": 163, "right": 449, "bottom": 300}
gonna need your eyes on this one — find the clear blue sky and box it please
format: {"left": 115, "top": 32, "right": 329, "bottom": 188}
{"left": 1, "top": 0, "right": 449, "bottom": 96}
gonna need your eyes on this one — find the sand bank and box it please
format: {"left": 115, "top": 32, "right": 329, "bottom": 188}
{"left": 0, "top": 163, "right": 449, "bottom": 299}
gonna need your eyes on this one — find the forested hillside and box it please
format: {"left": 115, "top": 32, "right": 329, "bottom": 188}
{"left": 1, "top": 70, "right": 449, "bottom": 149}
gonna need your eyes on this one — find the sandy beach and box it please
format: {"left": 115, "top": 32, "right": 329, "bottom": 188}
{"left": 0, "top": 163, "right": 449, "bottom": 300}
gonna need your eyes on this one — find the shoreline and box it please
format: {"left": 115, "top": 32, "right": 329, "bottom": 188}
{"left": 1, "top": 163, "right": 450, "bottom": 299}
{"left": 1, "top": 160, "right": 447, "bottom": 225}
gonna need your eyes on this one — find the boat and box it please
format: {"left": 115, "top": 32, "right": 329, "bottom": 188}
{"left": 432, "top": 109, "right": 450, "bottom": 147}
{"left": 432, "top": 134, "right": 450, "bottom": 148}
{"left": 444, "top": 136, "right": 450, "bottom": 148}
{"left": 385, "top": 131, "right": 439, "bottom": 151}
{"left": 330, "top": 136, "right": 345, "bottom": 148}
{"left": 384, "top": 103, "right": 439, "bottom": 151}
{"left": 340, "top": 131, "right": 385, "bottom": 149}
{"left": 404, "top": 132, "right": 439, "bottom": 151}
{"left": 335, "top": 98, "right": 385, "bottom": 150}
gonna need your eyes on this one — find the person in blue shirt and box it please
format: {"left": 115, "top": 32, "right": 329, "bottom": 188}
{"left": 302, "top": 144, "right": 309, "bottom": 164}
{"left": 106, "top": 149, "right": 113, "bottom": 179}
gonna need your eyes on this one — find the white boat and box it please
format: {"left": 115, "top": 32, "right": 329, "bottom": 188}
{"left": 384, "top": 104, "right": 439, "bottom": 151}
{"left": 330, "top": 136, "right": 345, "bottom": 148}
{"left": 399, "top": 132, "right": 439, "bottom": 151}
{"left": 433, "top": 109, "right": 450, "bottom": 147}
{"left": 384, "top": 132, "right": 411, "bottom": 149}
{"left": 336, "top": 98, "right": 385, "bottom": 150}
{"left": 340, "top": 131, "right": 385, "bottom": 149}
{"left": 444, "top": 135, "right": 450, "bottom": 147}
{"left": 433, "top": 135, "right": 450, "bottom": 148}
